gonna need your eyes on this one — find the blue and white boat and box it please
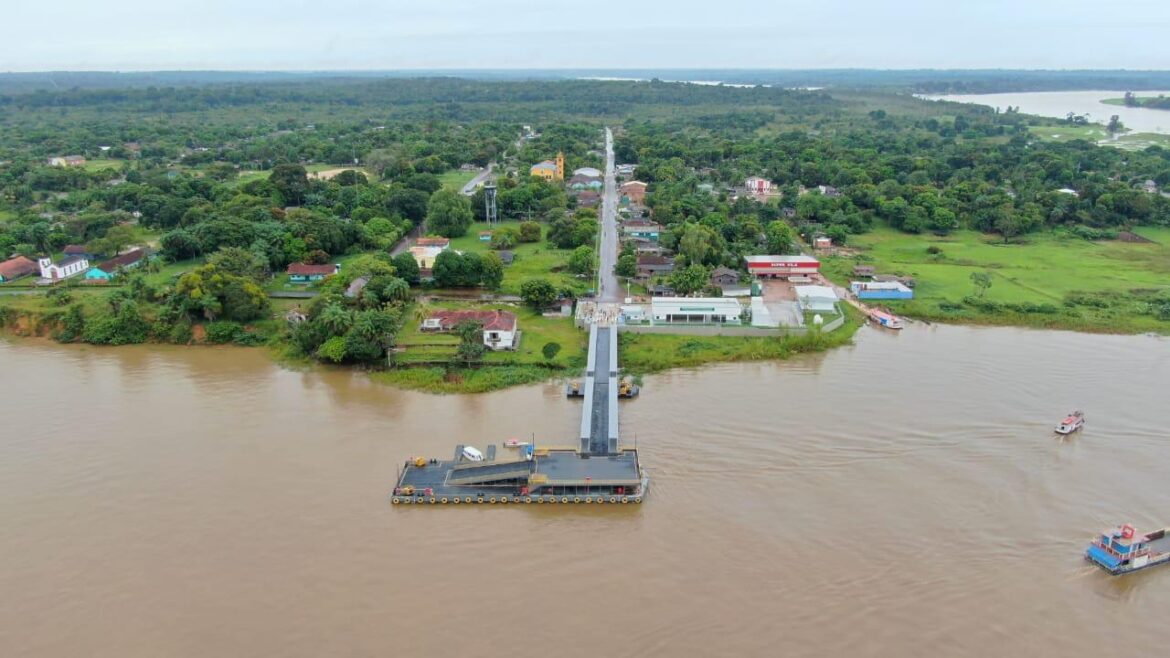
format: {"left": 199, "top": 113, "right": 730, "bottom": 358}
{"left": 1086, "top": 524, "right": 1170, "bottom": 575}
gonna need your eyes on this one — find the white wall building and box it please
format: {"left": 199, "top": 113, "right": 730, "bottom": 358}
{"left": 651, "top": 297, "right": 744, "bottom": 324}
{"left": 38, "top": 256, "right": 89, "bottom": 281}
{"left": 794, "top": 285, "right": 839, "bottom": 312}
{"left": 745, "top": 176, "right": 772, "bottom": 194}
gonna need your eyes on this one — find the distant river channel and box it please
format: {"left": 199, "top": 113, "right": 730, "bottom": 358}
{"left": 2, "top": 325, "right": 1170, "bottom": 657}
{"left": 921, "top": 90, "right": 1170, "bottom": 135}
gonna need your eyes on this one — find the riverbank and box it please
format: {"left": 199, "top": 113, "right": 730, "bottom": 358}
{"left": 619, "top": 306, "right": 863, "bottom": 375}
{"left": 821, "top": 227, "right": 1170, "bottom": 335}
{"left": 0, "top": 297, "right": 864, "bottom": 394}
{"left": 1102, "top": 96, "right": 1170, "bottom": 110}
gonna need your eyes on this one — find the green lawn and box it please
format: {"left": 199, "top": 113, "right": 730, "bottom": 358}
{"left": 1029, "top": 125, "right": 1109, "bottom": 142}
{"left": 823, "top": 227, "right": 1170, "bottom": 333}
{"left": 438, "top": 169, "right": 479, "bottom": 192}
{"left": 233, "top": 163, "right": 375, "bottom": 186}
{"left": 446, "top": 222, "right": 586, "bottom": 295}
{"left": 143, "top": 258, "right": 201, "bottom": 287}
{"left": 81, "top": 159, "right": 126, "bottom": 172}
{"left": 396, "top": 300, "right": 586, "bottom": 368}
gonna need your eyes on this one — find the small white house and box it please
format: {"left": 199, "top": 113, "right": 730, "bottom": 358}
{"left": 422, "top": 310, "right": 518, "bottom": 350}
{"left": 38, "top": 256, "right": 89, "bottom": 281}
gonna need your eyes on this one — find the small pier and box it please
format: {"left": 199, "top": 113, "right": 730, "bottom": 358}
{"left": 391, "top": 321, "right": 647, "bottom": 506}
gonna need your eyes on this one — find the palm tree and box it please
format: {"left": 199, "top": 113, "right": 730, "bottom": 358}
{"left": 318, "top": 302, "right": 354, "bottom": 335}
{"left": 412, "top": 299, "right": 433, "bottom": 324}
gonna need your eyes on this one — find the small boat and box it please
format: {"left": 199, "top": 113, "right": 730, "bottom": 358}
{"left": 1055, "top": 411, "right": 1084, "bottom": 435}
{"left": 618, "top": 377, "right": 640, "bottom": 398}
{"left": 868, "top": 309, "right": 903, "bottom": 330}
{"left": 1086, "top": 524, "right": 1170, "bottom": 575}
{"left": 565, "top": 380, "right": 584, "bottom": 397}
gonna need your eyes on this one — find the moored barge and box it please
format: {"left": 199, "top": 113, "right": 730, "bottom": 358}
{"left": 391, "top": 442, "right": 649, "bottom": 505}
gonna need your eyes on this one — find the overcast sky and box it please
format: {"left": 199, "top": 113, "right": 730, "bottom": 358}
{"left": 2, "top": 0, "right": 1168, "bottom": 71}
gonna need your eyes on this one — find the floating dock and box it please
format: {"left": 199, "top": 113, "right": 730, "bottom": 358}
{"left": 391, "top": 323, "right": 648, "bottom": 505}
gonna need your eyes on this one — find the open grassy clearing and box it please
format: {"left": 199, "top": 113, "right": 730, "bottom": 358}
{"left": 822, "top": 227, "right": 1170, "bottom": 333}
{"left": 395, "top": 300, "right": 586, "bottom": 369}
{"left": 437, "top": 169, "right": 479, "bottom": 191}
{"left": 80, "top": 159, "right": 126, "bottom": 172}
{"left": 445, "top": 221, "right": 586, "bottom": 295}
{"left": 1028, "top": 125, "right": 1109, "bottom": 142}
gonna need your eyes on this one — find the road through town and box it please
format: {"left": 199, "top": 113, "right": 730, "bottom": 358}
{"left": 597, "top": 127, "right": 620, "bottom": 302}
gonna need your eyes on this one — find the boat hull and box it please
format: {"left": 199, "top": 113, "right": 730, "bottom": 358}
{"left": 1086, "top": 551, "right": 1170, "bottom": 575}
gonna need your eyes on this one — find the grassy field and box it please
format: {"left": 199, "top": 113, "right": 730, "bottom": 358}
{"left": 234, "top": 163, "right": 374, "bottom": 186}
{"left": 395, "top": 301, "right": 586, "bottom": 368}
{"left": 438, "top": 169, "right": 479, "bottom": 192}
{"left": 80, "top": 159, "right": 127, "bottom": 172}
{"left": 822, "top": 227, "right": 1170, "bottom": 333}
{"left": 377, "top": 299, "right": 586, "bottom": 394}
{"left": 446, "top": 221, "right": 586, "bottom": 295}
{"left": 1028, "top": 125, "right": 1110, "bottom": 142}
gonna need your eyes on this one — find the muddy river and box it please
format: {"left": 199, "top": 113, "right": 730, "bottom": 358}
{"left": 2, "top": 324, "right": 1169, "bottom": 657}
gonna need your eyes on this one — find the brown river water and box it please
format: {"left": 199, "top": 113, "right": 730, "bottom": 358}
{"left": 2, "top": 325, "right": 1169, "bottom": 657}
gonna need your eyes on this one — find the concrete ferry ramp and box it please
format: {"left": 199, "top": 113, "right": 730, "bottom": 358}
{"left": 579, "top": 323, "right": 620, "bottom": 455}
{"left": 392, "top": 320, "right": 643, "bottom": 504}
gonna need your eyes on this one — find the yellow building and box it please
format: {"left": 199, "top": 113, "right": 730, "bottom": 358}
{"left": 529, "top": 151, "right": 565, "bottom": 181}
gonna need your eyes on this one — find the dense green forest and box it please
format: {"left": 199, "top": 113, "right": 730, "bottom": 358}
{"left": 5, "top": 69, "right": 1170, "bottom": 94}
{"left": 621, "top": 107, "right": 1170, "bottom": 273}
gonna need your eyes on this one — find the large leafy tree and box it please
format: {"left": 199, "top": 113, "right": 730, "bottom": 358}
{"left": 425, "top": 189, "right": 473, "bottom": 238}
{"left": 668, "top": 264, "right": 710, "bottom": 296}
{"left": 520, "top": 278, "right": 557, "bottom": 309}
{"left": 391, "top": 252, "right": 420, "bottom": 285}
{"left": 173, "top": 263, "right": 269, "bottom": 322}
{"left": 269, "top": 164, "right": 309, "bottom": 206}
{"left": 764, "top": 220, "right": 796, "bottom": 254}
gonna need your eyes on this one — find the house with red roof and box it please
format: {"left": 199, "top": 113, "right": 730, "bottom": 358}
{"left": 287, "top": 262, "right": 340, "bottom": 282}
{"left": 420, "top": 309, "right": 518, "bottom": 350}
{"left": 0, "top": 256, "right": 38, "bottom": 283}
{"left": 85, "top": 249, "right": 150, "bottom": 281}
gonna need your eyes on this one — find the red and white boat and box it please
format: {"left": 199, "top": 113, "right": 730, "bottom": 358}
{"left": 1055, "top": 411, "right": 1085, "bottom": 435}
{"left": 868, "top": 309, "right": 903, "bottom": 330}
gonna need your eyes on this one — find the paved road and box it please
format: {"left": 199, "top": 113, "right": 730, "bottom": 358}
{"left": 597, "top": 127, "right": 620, "bottom": 302}
{"left": 460, "top": 163, "right": 494, "bottom": 196}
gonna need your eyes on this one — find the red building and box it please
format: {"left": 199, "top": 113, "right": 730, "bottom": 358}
{"left": 744, "top": 255, "right": 820, "bottom": 278}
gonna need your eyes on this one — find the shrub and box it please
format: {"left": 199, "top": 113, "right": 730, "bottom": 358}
{"left": 518, "top": 221, "right": 542, "bottom": 243}
{"left": 520, "top": 278, "right": 557, "bottom": 309}
{"left": 542, "top": 342, "right": 562, "bottom": 360}
{"left": 54, "top": 304, "right": 86, "bottom": 342}
{"left": 205, "top": 321, "right": 245, "bottom": 344}
{"left": 233, "top": 330, "right": 268, "bottom": 346}
{"left": 169, "top": 318, "right": 194, "bottom": 344}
